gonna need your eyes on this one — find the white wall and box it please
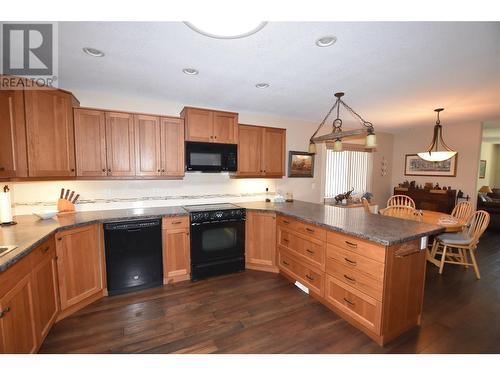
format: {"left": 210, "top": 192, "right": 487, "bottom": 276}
{"left": 391, "top": 121, "right": 483, "bottom": 205}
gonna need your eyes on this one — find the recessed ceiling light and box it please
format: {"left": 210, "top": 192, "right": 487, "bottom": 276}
{"left": 255, "top": 83, "right": 270, "bottom": 89}
{"left": 184, "top": 21, "right": 267, "bottom": 39}
{"left": 82, "top": 47, "right": 105, "bottom": 57}
{"left": 315, "top": 36, "right": 337, "bottom": 47}
{"left": 182, "top": 68, "right": 199, "bottom": 75}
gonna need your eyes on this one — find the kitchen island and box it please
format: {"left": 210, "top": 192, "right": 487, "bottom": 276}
{"left": 0, "top": 200, "right": 443, "bottom": 351}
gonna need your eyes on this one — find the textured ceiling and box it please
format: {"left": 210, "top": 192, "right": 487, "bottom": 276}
{"left": 57, "top": 22, "right": 500, "bottom": 131}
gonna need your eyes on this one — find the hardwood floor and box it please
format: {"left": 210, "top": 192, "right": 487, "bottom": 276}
{"left": 40, "top": 232, "right": 500, "bottom": 354}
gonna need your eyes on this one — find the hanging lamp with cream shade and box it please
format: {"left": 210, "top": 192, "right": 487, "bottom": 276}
{"left": 308, "top": 92, "right": 376, "bottom": 154}
{"left": 417, "top": 108, "right": 457, "bottom": 162}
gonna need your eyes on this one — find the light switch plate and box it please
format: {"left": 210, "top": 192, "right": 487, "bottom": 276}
{"left": 420, "top": 236, "right": 428, "bottom": 250}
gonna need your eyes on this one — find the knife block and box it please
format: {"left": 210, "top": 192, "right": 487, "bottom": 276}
{"left": 57, "top": 198, "right": 76, "bottom": 215}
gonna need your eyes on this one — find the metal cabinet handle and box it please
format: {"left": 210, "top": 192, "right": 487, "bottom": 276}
{"left": 343, "top": 274, "right": 356, "bottom": 283}
{"left": 282, "top": 238, "right": 289, "bottom": 243}
{"left": 306, "top": 228, "right": 315, "bottom": 233}
{"left": 0, "top": 307, "right": 11, "bottom": 318}
{"left": 70, "top": 168, "right": 75, "bottom": 172}
{"left": 343, "top": 298, "right": 355, "bottom": 307}
{"left": 283, "top": 220, "right": 290, "bottom": 224}
{"left": 172, "top": 221, "right": 182, "bottom": 225}
{"left": 162, "top": 169, "right": 165, "bottom": 172}
{"left": 42, "top": 246, "right": 50, "bottom": 253}
{"left": 305, "top": 274, "right": 314, "bottom": 281}
{"left": 345, "top": 241, "right": 358, "bottom": 248}
{"left": 282, "top": 260, "right": 290, "bottom": 266}
{"left": 344, "top": 257, "right": 357, "bottom": 266}
{"left": 306, "top": 249, "right": 314, "bottom": 254}
{"left": 157, "top": 169, "right": 161, "bottom": 172}
{"left": 102, "top": 168, "right": 106, "bottom": 172}
{"left": 0, "top": 167, "right": 5, "bottom": 171}
{"left": 108, "top": 169, "right": 111, "bottom": 172}
{"left": 395, "top": 250, "right": 421, "bottom": 258}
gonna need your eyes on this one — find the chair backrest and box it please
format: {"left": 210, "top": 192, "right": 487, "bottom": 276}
{"left": 387, "top": 194, "right": 415, "bottom": 208}
{"left": 466, "top": 210, "right": 490, "bottom": 245}
{"left": 361, "top": 198, "right": 371, "bottom": 213}
{"left": 451, "top": 201, "right": 473, "bottom": 222}
{"left": 380, "top": 205, "right": 418, "bottom": 220}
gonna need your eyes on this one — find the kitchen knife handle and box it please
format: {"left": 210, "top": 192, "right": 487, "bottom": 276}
{"left": 68, "top": 191, "right": 75, "bottom": 201}
{"left": 72, "top": 194, "right": 80, "bottom": 204}
{"left": 60, "top": 188, "right": 64, "bottom": 199}
{"left": 64, "top": 190, "right": 70, "bottom": 200}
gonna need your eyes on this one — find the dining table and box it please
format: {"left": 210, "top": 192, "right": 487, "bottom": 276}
{"left": 380, "top": 208, "right": 467, "bottom": 267}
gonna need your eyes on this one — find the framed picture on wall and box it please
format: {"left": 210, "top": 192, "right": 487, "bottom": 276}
{"left": 288, "top": 151, "right": 315, "bottom": 177}
{"left": 479, "top": 160, "right": 487, "bottom": 179}
{"left": 404, "top": 154, "right": 457, "bottom": 177}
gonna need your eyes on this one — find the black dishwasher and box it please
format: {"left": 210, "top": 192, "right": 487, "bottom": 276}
{"left": 104, "top": 219, "right": 163, "bottom": 295}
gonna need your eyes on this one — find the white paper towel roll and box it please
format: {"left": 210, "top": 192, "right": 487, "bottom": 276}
{"left": 0, "top": 185, "right": 13, "bottom": 224}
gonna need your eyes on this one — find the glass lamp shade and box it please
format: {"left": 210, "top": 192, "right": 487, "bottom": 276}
{"left": 365, "top": 133, "right": 377, "bottom": 148}
{"left": 333, "top": 139, "right": 343, "bottom": 152}
{"left": 417, "top": 151, "right": 457, "bottom": 162}
{"left": 308, "top": 142, "right": 317, "bottom": 154}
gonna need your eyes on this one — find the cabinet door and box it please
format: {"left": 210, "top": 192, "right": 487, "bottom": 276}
{"left": 56, "top": 225, "right": 102, "bottom": 311}
{"left": 0, "top": 274, "right": 37, "bottom": 354}
{"left": 32, "top": 247, "right": 59, "bottom": 343}
{"left": 0, "top": 90, "right": 27, "bottom": 178}
{"left": 24, "top": 90, "right": 76, "bottom": 177}
{"left": 263, "top": 128, "right": 285, "bottom": 177}
{"left": 105, "top": 112, "right": 136, "bottom": 176}
{"left": 237, "top": 125, "right": 263, "bottom": 176}
{"left": 183, "top": 108, "right": 213, "bottom": 142}
{"left": 245, "top": 211, "right": 278, "bottom": 272}
{"left": 134, "top": 114, "right": 161, "bottom": 176}
{"left": 161, "top": 117, "right": 185, "bottom": 177}
{"left": 74, "top": 108, "right": 107, "bottom": 177}
{"left": 162, "top": 228, "right": 190, "bottom": 283}
{"left": 213, "top": 111, "right": 238, "bottom": 144}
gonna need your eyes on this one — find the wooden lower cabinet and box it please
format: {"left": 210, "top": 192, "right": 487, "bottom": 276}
{"left": 162, "top": 217, "right": 191, "bottom": 283}
{"left": 55, "top": 224, "right": 104, "bottom": 313}
{"left": 276, "top": 214, "right": 427, "bottom": 346}
{"left": 245, "top": 211, "right": 279, "bottom": 272}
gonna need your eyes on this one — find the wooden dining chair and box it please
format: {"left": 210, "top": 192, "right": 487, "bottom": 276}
{"left": 451, "top": 201, "right": 474, "bottom": 222}
{"left": 387, "top": 194, "right": 416, "bottom": 208}
{"left": 380, "top": 205, "right": 420, "bottom": 220}
{"left": 361, "top": 197, "right": 371, "bottom": 213}
{"left": 434, "top": 210, "right": 490, "bottom": 279}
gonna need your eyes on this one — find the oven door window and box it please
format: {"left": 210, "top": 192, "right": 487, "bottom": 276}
{"left": 202, "top": 227, "right": 237, "bottom": 252}
{"left": 190, "top": 152, "right": 221, "bottom": 167}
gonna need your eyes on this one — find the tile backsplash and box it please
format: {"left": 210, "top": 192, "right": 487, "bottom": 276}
{"left": 9, "top": 174, "right": 277, "bottom": 215}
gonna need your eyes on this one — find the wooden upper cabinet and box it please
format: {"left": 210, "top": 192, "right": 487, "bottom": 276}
{"left": 134, "top": 114, "right": 161, "bottom": 177}
{"left": 238, "top": 124, "right": 263, "bottom": 176}
{"left": 161, "top": 117, "right": 185, "bottom": 177}
{"left": 0, "top": 90, "right": 27, "bottom": 178}
{"left": 55, "top": 224, "right": 102, "bottom": 311}
{"left": 236, "top": 124, "right": 286, "bottom": 178}
{"left": 263, "top": 127, "right": 286, "bottom": 177}
{"left": 0, "top": 274, "right": 37, "bottom": 354}
{"left": 245, "top": 211, "right": 278, "bottom": 272}
{"left": 105, "top": 112, "right": 136, "bottom": 177}
{"left": 24, "top": 89, "right": 76, "bottom": 177}
{"left": 213, "top": 111, "right": 238, "bottom": 144}
{"left": 182, "top": 107, "right": 238, "bottom": 144}
{"left": 74, "top": 108, "right": 107, "bottom": 177}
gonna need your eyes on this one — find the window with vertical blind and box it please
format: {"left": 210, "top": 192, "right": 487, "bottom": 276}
{"left": 324, "top": 147, "right": 373, "bottom": 199}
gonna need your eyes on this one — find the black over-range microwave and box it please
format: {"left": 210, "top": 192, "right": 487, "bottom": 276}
{"left": 185, "top": 141, "right": 237, "bottom": 172}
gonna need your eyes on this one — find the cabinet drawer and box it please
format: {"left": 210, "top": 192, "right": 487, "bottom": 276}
{"left": 325, "top": 275, "right": 382, "bottom": 334}
{"left": 29, "top": 238, "right": 56, "bottom": 267}
{"left": 327, "top": 244, "right": 384, "bottom": 282}
{"left": 162, "top": 216, "right": 189, "bottom": 229}
{"left": 277, "top": 215, "right": 298, "bottom": 230}
{"left": 278, "top": 248, "right": 324, "bottom": 296}
{"left": 278, "top": 216, "right": 326, "bottom": 241}
{"left": 278, "top": 229, "right": 325, "bottom": 269}
{"left": 326, "top": 258, "right": 383, "bottom": 301}
{"left": 327, "top": 231, "right": 385, "bottom": 263}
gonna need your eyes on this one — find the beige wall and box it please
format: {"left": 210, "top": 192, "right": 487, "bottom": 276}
{"left": 477, "top": 142, "right": 499, "bottom": 189}
{"left": 391, "top": 122, "right": 483, "bottom": 205}
{"left": 496, "top": 145, "right": 500, "bottom": 187}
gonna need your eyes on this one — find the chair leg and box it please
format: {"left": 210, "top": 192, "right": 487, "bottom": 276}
{"left": 460, "top": 249, "right": 469, "bottom": 269}
{"left": 439, "top": 245, "right": 447, "bottom": 274}
{"left": 469, "top": 248, "right": 481, "bottom": 280}
{"left": 430, "top": 238, "right": 439, "bottom": 258}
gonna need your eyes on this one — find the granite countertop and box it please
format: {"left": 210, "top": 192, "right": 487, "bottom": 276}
{"left": 0, "top": 200, "right": 444, "bottom": 273}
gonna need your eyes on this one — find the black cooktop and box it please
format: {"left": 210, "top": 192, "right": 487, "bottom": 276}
{"left": 182, "top": 203, "right": 241, "bottom": 213}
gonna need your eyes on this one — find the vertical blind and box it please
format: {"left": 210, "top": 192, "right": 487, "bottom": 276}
{"left": 324, "top": 150, "right": 373, "bottom": 198}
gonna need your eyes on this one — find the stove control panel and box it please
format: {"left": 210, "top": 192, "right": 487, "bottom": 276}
{"left": 190, "top": 209, "right": 246, "bottom": 224}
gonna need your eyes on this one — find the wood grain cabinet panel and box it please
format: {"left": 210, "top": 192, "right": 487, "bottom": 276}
{"left": 105, "top": 112, "right": 136, "bottom": 176}
{"left": 24, "top": 89, "right": 76, "bottom": 177}
{"left": 245, "top": 211, "right": 278, "bottom": 272}
{"left": 74, "top": 108, "right": 107, "bottom": 177}
{"left": 0, "top": 274, "right": 37, "bottom": 354}
{"left": 162, "top": 218, "right": 190, "bottom": 283}
{"left": 134, "top": 114, "right": 161, "bottom": 176}
{"left": 55, "top": 224, "right": 103, "bottom": 311}
{"left": 161, "top": 117, "right": 185, "bottom": 177}
{"left": 181, "top": 107, "right": 238, "bottom": 144}
{"left": 213, "top": 111, "right": 238, "bottom": 144}
{"left": 237, "top": 125, "right": 263, "bottom": 176}
{"left": 0, "top": 90, "right": 27, "bottom": 178}
{"left": 262, "top": 127, "right": 285, "bottom": 177}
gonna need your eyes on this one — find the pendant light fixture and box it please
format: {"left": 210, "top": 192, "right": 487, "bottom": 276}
{"left": 417, "top": 108, "right": 457, "bottom": 162}
{"left": 308, "top": 92, "right": 376, "bottom": 153}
